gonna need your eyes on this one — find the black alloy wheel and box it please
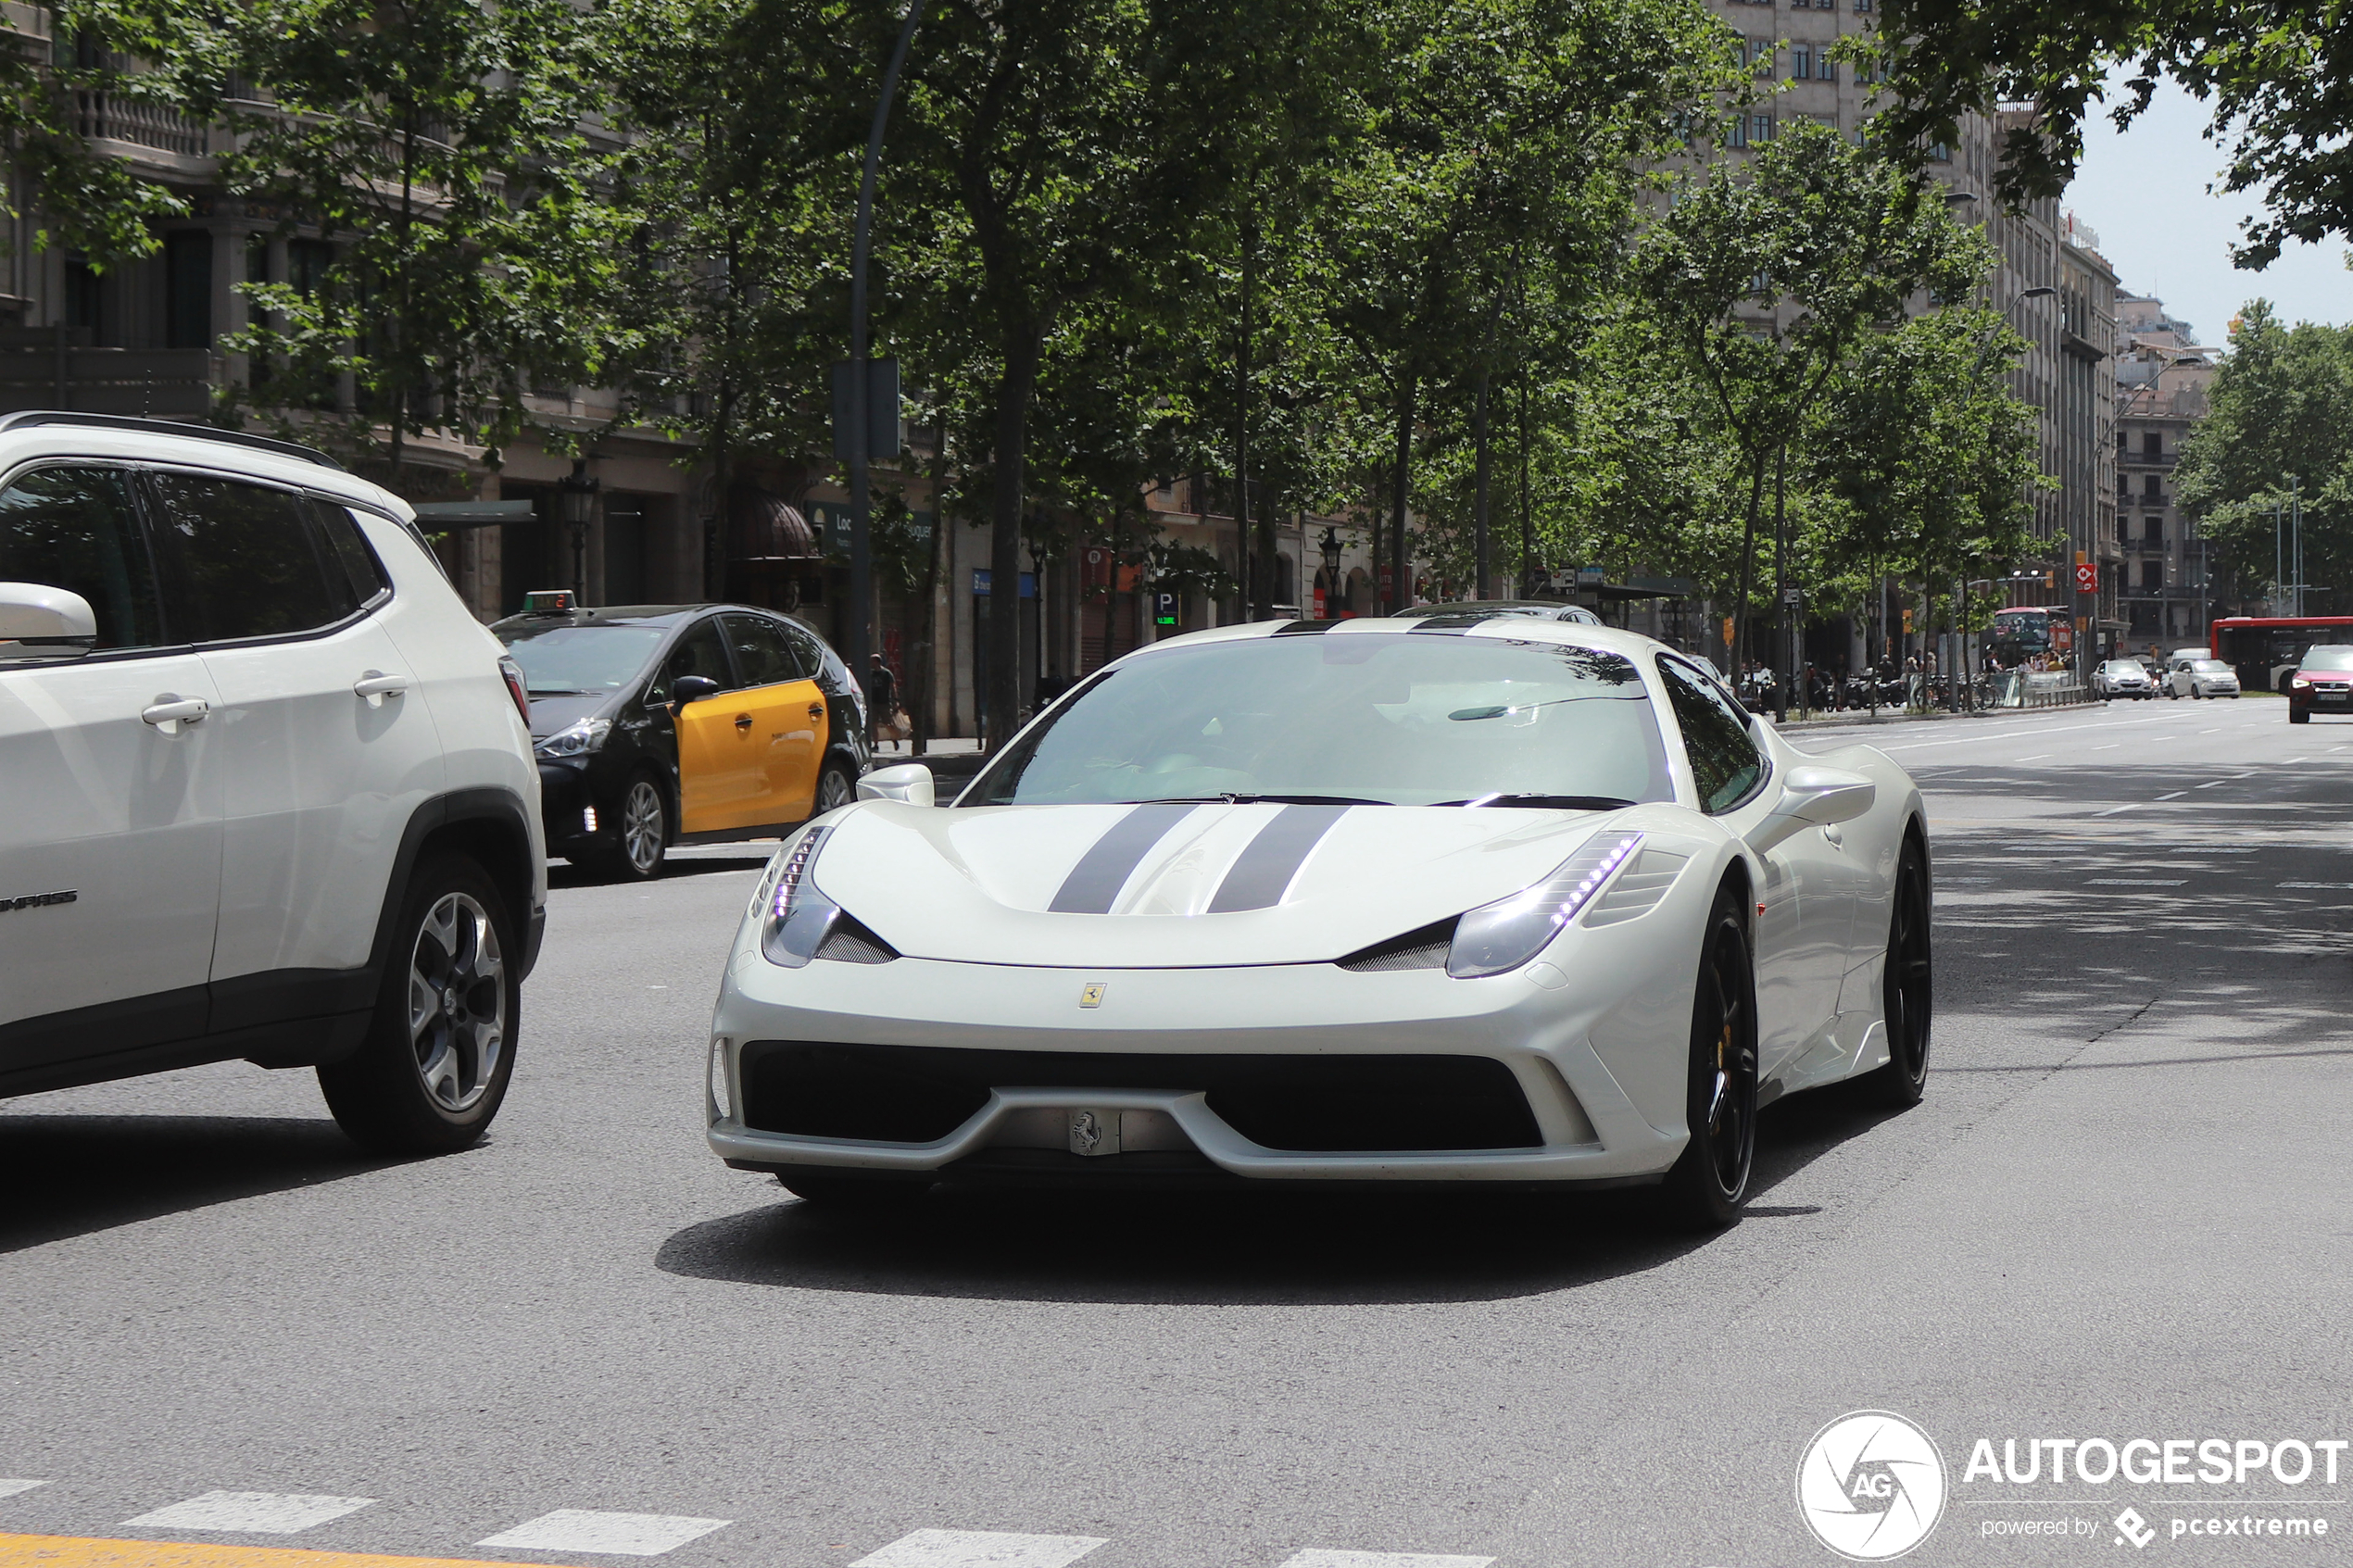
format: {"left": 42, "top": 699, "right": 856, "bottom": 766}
{"left": 1863, "top": 836, "right": 1933, "bottom": 1109}
{"left": 1658, "top": 886, "right": 1758, "bottom": 1229}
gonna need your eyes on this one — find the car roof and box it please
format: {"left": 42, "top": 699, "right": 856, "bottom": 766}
{"left": 489, "top": 602, "right": 810, "bottom": 633}
{"left": 0, "top": 415, "right": 410, "bottom": 521}
{"left": 1117, "top": 612, "right": 1689, "bottom": 671}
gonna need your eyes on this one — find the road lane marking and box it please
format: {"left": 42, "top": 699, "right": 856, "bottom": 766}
{"left": 0, "top": 1485, "right": 44, "bottom": 1501}
{"left": 123, "top": 1499, "right": 373, "bottom": 1537}
{"left": 2284, "top": 757, "right": 2309, "bottom": 763}
{"left": 851, "top": 1531, "right": 1109, "bottom": 1568}
{"left": 1278, "top": 1556, "right": 1497, "bottom": 1568}
{"left": 2015, "top": 753, "right": 2051, "bottom": 761}
{"left": 2156, "top": 791, "right": 2186, "bottom": 799}
{"left": 475, "top": 1512, "right": 728, "bottom": 1558}
{"left": 2094, "top": 805, "right": 2141, "bottom": 816}
{"left": 2091, "top": 744, "right": 2120, "bottom": 750}
{"left": 2087, "top": 878, "right": 2187, "bottom": 885}
{"left": 2196, "top": 780, "right": 2230, "bottom": 788}
{"left": 2280, "top": 882, "right": 2353, "bottom": 889}
{"left": 0, "top": 1537, "right": 587, "bottom": 1568}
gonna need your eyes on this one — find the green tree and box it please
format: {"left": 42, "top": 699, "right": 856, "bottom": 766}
{"left": 1637, "top": 123, "right": 1992, "bottom": 663}
{"left": 2174, "top": 300, "right": 2353, "bottom": 606}
{"left": 211, "top": 0, "right": 607, "bottom": 477}
{"left": 1866, "top": 0, "right": 2353, "bottom": 266}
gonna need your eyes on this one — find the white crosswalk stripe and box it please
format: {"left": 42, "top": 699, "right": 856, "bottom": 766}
{"left": 476, "top": 1508, "right": 732, "bottom": 1557}
{"left": 0, "top": 1481, "right": 46, "bottom": 1500}
{"left": 1277, "top": 1553, "right": 1496, "bottom": 1568}
{"left": 851, "top": 1529, "right": 1111, "bottom": 1568}
{"left": 475, "top": 1504, "right": 724, "bottom": 1561}
{"left": 120, "top": 1491, "right": 375, "bottom": 1534}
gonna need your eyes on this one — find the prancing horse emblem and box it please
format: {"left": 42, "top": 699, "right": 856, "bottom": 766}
{"left": 1069, "top": 1110, "right": 1104, "bottom": 1154}
{"left": 1078, "top": 983, "right": 1105, "bottom": 1009}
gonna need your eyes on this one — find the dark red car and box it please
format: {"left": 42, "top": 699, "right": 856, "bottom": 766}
{"left": 2286, "top": 646, "right": 2353, "bottom": 722}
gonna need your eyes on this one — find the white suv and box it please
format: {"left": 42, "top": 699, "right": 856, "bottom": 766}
{"left": 0, "top": 413, "right": 547, "bottom": 1153}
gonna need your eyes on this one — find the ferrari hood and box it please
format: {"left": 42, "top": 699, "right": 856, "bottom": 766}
{"left": 806, "top": 799, "right": 1665, "bottom": 968}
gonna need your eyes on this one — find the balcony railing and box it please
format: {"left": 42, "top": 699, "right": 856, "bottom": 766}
{"left": 75, "top": 92, "right": 208, "bottom": 157}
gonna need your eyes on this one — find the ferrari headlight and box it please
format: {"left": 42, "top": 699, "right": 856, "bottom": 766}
{"left": 1446, "top": 833, "right": 1642, "bottom": 979}
{"left": 761, "top": 824, "right": 841, "bottom": 967}
{"left": 535, "top": 718, "right": 612, "bottom": 757}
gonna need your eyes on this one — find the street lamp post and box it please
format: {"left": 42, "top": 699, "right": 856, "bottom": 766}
{"left": 560, "top": 458, "right": 598, "bottom": 607}
{"left": 844, "top": 0, "right": 926, "bottom": 706}
{"left": 1318, "top": 527, "right": 1342, "bottom": 618}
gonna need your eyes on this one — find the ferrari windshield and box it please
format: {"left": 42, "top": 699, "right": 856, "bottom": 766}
{"left": 965, "top": 633, "right": 1674, "bottom": 808}
{"left": 497, "top": 622, "right": 668, "bottom": 694}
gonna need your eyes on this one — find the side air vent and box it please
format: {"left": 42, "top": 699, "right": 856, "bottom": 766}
{"left": 1337, "top": 918, "right": 1456, "bottom": 972}
{"left": 1582, "top": 847, "right": 1689, "bottom": 928}
{"left": 815, "top": 914, "right": 899, "bottom": 963}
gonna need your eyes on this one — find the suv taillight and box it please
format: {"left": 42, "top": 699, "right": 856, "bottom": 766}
{"left": 498, "top": 656, "right": 531, "bottom": 722}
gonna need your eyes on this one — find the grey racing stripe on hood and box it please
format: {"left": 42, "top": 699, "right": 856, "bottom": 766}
{"left": 1048, "top": 803, "right": 1200, "bottom": 913}
{"left": 1207, "top": 804, "right": 1351, "bottom": 912}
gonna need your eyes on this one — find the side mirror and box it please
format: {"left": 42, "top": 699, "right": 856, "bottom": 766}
{"left": 1746, "top": 765, "right": 1875, "bottom": 854}
{"left": 670, "top": 673, "right": 723, "bottom": 708}
{"left": 0, "top": 582, "right": 97, "bottom": 651}
{"left": 857, "top": 762, "right": 935, "bottom": 808}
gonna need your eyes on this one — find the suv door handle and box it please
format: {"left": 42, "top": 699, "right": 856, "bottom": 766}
{"left": 353, "top": 671, "right": 409, "bottom": 707}
{"left": 735, "top": 713, "right": 754, "bottom": 732}
{"left": 141, "top": 695, "right": 210, "bottom": 730}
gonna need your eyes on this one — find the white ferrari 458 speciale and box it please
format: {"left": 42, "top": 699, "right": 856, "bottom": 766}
{"left": 705, "top": 614, "right": 1931, "bottom": 1227}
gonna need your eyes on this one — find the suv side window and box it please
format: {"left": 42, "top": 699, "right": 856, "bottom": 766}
{"left": 0, "top": 466, "right": 165, "bottom": 652}
{"left": 146, "top": 472, "right": 365, "bottom": 642}
{"left": 648, "top": 617, "right": 733, "bottom": 703}
{"left": 310, "top": 500, "right": 390, "bottom": 608}
{"left": 723, "top": 614, "right": 812, "bottom": 688}
{"left": 1657, "top": 656, "right": 1767, "bottom": 813}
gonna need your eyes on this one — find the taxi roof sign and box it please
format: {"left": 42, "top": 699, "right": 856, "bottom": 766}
{"left": 522, "top": 589, "right": 575, "bottom": 614}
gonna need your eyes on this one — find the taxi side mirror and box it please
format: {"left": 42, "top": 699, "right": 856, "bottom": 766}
{"left": 671, "top": 674, "right": 723, "bottom": 708}
{"left": 857, "top": 762, "right": 935, "bottom": 807}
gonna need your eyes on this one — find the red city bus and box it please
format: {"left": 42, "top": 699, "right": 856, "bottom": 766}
{"left": 2210, "top": 616, "right": 2353, "bottom": 692}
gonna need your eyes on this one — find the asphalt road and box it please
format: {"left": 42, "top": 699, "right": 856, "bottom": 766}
{"left": 6, "top": 693, "right": 2351, "bottom": 1568}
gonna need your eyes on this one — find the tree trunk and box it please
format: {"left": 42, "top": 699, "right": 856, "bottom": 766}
{"left": 988, "top": 325, "right": 1040, "bottom": 749}
{"left": 1473, "top": 365, "right": 1491, "bottom": 601}
{"left": 911, "top": 427, "right": 948, "bottom": 756}
{"left": 1390, "top": 367, "right": 1416, "bottom": 612}
{"left": 1730, "top": 445, "right": 1768, "bottom": 673}
{"left": 1238, "top": 218, "right": 1265, "bottom": 621}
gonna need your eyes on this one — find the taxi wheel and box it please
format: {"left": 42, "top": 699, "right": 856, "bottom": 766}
{"left": 595, "top": 773, "right": 669, "bottom": 883}
{"left": 320, "top": 854, "right": 518, "bottom": 1155}
{"left": 814, "top": 759, "right": 856, "bottom": 816}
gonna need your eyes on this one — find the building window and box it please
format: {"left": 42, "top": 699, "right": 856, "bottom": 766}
{"left": 1725, "top": 116, "right": 1747, "bottom": 149}
{"left": 63, "top": 255, "right": 103, "bottom": 341}
{"left": 2118, "top": 430, "right": 2129, "bottom": 454}
{"left": 1855, "top": 0, "right": 1872, "bottom": 10}
{"left": 2141, "top": 560, "right": 2162, "bottom": 591}
{"left": 165, "top": 230, "right": 212, "bottom": 351}
{"left": 1820, "top": 58, "right": 1837, "bottom": 83}
{"left": 2145, "top": 516, "right": 2163, "bottom": 545}
{"left": 288, "top": 238, "right": 335, "bottom": 298}
{"left": 2143, "top": 431, "right": 2161, "bottom": 457}
{"left": 1792, "top": 45, "right": 1811, "bottom": 80}
{"left": 1753, "top": 114, "right": 1775, "bottom": 142}
{"left": 1931, "top": 141, "right": 1951, "bottom": 162}
{"left": 2143, "top": 474, "right": 2160, "bottom": 500}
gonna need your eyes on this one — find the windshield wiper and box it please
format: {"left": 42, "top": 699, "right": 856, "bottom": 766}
{"left": 1435, "top": 793, "right": 1636, "bottom": 810}
{"left": 1134, "top": 793, "right": 1392, "bottom": 807}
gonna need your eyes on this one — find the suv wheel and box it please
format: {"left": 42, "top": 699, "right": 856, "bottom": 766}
{"left": 320, "top": 854, "right": 520, "bottom": 1154}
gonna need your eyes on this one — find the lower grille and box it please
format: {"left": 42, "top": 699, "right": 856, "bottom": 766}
{"left": 736, "top": 1042, "right": 1542, "bottom": 1152}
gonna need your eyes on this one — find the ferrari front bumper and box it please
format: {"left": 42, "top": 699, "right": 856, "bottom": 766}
{"left": 705, "top": 935, "right": 1700, "bottom": 1185}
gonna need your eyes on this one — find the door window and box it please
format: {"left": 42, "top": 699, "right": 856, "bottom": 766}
{"left": 1657, "top": 657, "right": 1767, "bottom": 812}
{"left": 0, "top": 466, "right": 165, "bottom": 651}
{"left": 145, "top": 473, "right": 368, "bottom": 642}
{"left": 311, "top": 501, "right": 390, "bottom": 607}
{"left": 648, "top": 618, "right": 733, "bottom": 703}
{"left": 724, "top": 614, "right": 813, "bottom": 688}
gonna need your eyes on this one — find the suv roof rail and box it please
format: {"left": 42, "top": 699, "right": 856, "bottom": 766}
{"left": 0, "top": 411, "right": 346, "bottom": 471}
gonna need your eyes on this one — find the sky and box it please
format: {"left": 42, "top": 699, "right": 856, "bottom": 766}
{"left": 2063, "top": 76, "right": 2351, "bottom": 346}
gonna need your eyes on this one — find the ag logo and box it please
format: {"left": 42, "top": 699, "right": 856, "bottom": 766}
{"left": 1795, "top": 1410, "right": 1947, "bottom": 1561}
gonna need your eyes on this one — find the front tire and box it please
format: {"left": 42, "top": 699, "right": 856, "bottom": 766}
{"left": 589, "top": 772, "right": 668, "bottom": 882}
{"left": 2291, "top": 709, "right": 2310, "bottom": 724}
{"left": 813, "top": 758, "right": 856, "bottom": 817}
{"left": 1861, "top": 836, "right": 1932, "bottom": 1109}
{"left": 1657, "top": 886, "right": 1757, "bottom": 1229}
{"left": 320, "top": 854, "right": 520, "bottom": 1155}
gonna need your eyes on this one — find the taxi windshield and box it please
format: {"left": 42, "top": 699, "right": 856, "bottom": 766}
{"left": 2302, "top": 646, "right": 2353, "bottom": 671}
{"left": 965, "top": 633, "right": 1674, "bottom": 808}
{"left": 497, "top": 622, "right": 667, "bottom": 695}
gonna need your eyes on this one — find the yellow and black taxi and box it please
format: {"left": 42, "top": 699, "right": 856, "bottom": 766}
{"left": 493, "top": 593, "right": 869, "bottom": 880}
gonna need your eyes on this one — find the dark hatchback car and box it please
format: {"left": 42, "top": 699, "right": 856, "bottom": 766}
{"left": 493, "top": 599, "right": 869, "bottom": 879}
{"left": 2286, "top": 646, "right": 2353, "bottom": 724}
